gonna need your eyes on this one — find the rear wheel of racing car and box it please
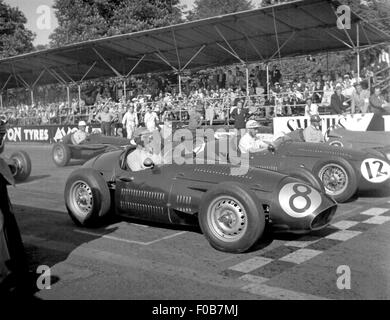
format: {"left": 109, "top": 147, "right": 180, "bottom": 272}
{"left": 65, "top": 168, "right": 111, "bottom": 227}
{"left": 10, "top": 151, "right": 32, "bottom": 182}
{"left": 313, "top": 158, "right": 358, "bottom": 203}
{"left": 198, "top": 183, "right": 265, "bottom": 253}
{"left": 52, "top": 143, "right": 71, "bottom": 167}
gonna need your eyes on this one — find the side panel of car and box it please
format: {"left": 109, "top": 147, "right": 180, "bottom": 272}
{"left": 114, "top": 167, "right": 175, "bottom": 224}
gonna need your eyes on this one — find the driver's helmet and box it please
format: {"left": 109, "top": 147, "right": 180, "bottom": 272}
{"left": 78, "top": 120, "right": 87, "bottom": 127}
{"left": 310, "top": 114, "right": 321, "bottom": 124}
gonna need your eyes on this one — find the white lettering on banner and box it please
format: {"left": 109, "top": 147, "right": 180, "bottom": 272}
{"left": 23, "top": 129, "right": 49, "bottom": 141}
{"left": 6, "top": 127, "right": 22, "bottom": 142}
{"left": 53, "top": 127, "right": 78, "bottom": 142}
{"left": 273, "top": 113, "right": 379, "bottom": 139}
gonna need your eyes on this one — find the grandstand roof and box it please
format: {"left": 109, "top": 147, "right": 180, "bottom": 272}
{"left": 0, "top": 0, "right": 389, "bottom": 90}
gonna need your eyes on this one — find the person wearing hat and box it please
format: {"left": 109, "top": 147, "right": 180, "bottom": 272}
{"left": 239, "top": 120, "right": 269, "bottom": 154}
{"left": 70, "top": 120, "right": 88, "bottom": 145}
{"left": 126, "top": 128, "right": 163, "bottom": 172}
{"left": 303, "top": 115, "right": 324, "bottom": 143}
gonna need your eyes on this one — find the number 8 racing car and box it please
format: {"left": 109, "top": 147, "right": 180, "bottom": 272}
{"left": 64, "top": 146, "right": 337, "bottom": 253}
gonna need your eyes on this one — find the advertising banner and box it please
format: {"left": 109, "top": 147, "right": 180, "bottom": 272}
{"left": 5, "top": 125, "right": 101, "bottom": 143}
{"left": 273, "top": 113, "right": 390, "bottom": 139}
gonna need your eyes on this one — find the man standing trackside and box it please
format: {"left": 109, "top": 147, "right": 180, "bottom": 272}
{"left": 96, "top": 106, "right": 115, "bottom": 136}
{"left": 122, "top": 104, "right": 139, "bottom": 140}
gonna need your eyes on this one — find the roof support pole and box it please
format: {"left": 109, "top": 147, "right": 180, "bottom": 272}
{"left": 1, "top": 74, "right": 12, "bottom": 92}
{"left": 215, "top": 43, "right": 243, "bottom": 63}
{"left": 16, "top": 74, "right": 30, "bottom": 89}
{"left": 324, "top": 30, "right": 353, "bottom": 49}
{"left": 123, "top": 80, "right": 126, "bottom": 101}
{"left": 238, "top": 26, "right": 264, "bottom": 61}
{"left": 31, "top": 69, "right": 46, "bottom": 89}
{"left": 182, "top": 45, "right": 206, "bottom": 71}
{"left": 269, "top": 32, "right": 295, "bottom": 61}
{"left": 246, "top": 66, "right": 249, "bottom": 96}
{"left": 93, "top": 48, "right": 123, "bottom": 78}
{"left": 214, "top": 26, "right": 244, "bottom": 64}
{"left": 30, "top": 89, "right": 34, "bottom": 107}
{"left": 45, "top": 67, "right": 67, "bottom": 85}
{"left": 0, "top": 93, "right": 3, "bottom": 109}
{"left": 357, "top": 22, "right": 360, "bottom": 81}
{"left": 171, "top": 30, "right": 181, "bottom": 71}
{"left": 125, "top": 55, "right": 145, "bottom": 78}
{"left": 154, "top": 52, "right": 178, "bottom": 72}
{"left": 78, "top": 85, "right": 82, "bottom": 107}
{"left": 266, "top": 64, "right": 270, "bottom": 100}
{"left": 272, "top": 7, "right": 282, "bottom": 67}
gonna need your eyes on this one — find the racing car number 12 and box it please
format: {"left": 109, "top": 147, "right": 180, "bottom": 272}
{"left": 361, "top": 158, "right": 390, "bottom": 184}
{"left": 278, "top": 183, "right": 322, "bottom": 218}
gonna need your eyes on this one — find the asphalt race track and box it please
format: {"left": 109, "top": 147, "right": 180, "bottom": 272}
{"left": 4, "top": 143, "right": 390, "bottom": 300}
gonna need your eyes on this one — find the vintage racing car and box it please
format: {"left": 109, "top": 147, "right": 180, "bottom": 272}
{"left": 325, "top": 126, "right": 390, "bottom": 158}
{"left": 195, "top": 134, "right": 390, "bottom": 203}
{"left": 64, "top": 146, "right": 337, "bottom": 253}
{"left": 52, "top": 133, "right": 130, "bottom": 167}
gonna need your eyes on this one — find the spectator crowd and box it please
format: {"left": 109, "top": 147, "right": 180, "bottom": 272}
{"left": 1, "top": 49, "right": 390, "bottom": 138}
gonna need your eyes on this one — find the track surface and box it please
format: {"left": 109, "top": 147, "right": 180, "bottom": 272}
{"left": 3, "top": 143, "right": 390, "bottom": 300}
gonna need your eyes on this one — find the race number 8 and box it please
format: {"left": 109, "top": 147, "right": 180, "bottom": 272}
{"left": 361, "top": 158, "right": 390, "bottom": 184}
{"left": 279, "top": 183, "right": 322, "bottom": 218}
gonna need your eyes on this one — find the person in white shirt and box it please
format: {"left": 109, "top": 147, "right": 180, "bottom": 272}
{"left": 126, "top": 128, "right": 163, "bottom": 172}
{"left": 239, "top": 120, "right": 269, "bottom": 154}
{"left": 122, "top": 104, "right": 138, "bottom": 140}
{"left": 71, "top": 121, "right": 88, "bottom": 145}
{"left": 304, "top": 97, "right": 319, "bottom": 117}
{"left": 144, "top": 106, "right": 159, "bottom": 132}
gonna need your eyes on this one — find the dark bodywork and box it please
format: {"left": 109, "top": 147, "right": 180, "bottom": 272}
{"left": 59, "top": 133, "right": 130, "bottom": 160}
{"left": 82, "top": 147, "right": 337, "bottom": 233}
{"left": 196, "top": 134, "right": 390, "bottom": 194}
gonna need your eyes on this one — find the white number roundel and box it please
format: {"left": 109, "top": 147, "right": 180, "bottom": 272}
{"left": 278, "top": 183, "right": 322, "bottom": 218}
{"left": 361, "top": 158, "right": 390, "bottom": 183}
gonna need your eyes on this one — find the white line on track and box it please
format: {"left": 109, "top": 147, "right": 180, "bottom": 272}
{"left": 73, "top": 229, "right": 186, "bottom": 246}
{"left": 242, "top": 283, "right": 330, "bottom": 300}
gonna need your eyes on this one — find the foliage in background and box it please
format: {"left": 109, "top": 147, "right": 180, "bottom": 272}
{"left": 187, "top": 0, "right": 254, "bottom": 20}
{"left": 49, "top": 0, "right": 183, "bottom": 46}
{"left": 0, "top": 0, "right": 35, "bottom": 59}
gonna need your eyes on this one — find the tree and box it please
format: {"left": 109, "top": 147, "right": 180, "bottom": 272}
{"left": 187, "top": 0, "right": 254, "bottom": 21}
{"left": 49, "top": 0, "right": 183, "bottom": 46}
{"left": 0, "top": 0, "right": 35, "bottom": 58}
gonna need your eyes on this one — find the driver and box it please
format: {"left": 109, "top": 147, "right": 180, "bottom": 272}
{"left": 239, "top": 120, "right": 269, "bottom": 153}
{"left": 303, "top": 115, "right": 324, "bottom": 143}
{"left": 70, "top": 121, "right": 88, "bottom": 145}
{"left": 126, "top": 128, "right": 163, "bottom": 171}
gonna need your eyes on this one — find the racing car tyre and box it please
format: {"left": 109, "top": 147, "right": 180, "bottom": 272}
{"left": 52, "top": 143, "right": 71, "bottom": 167}
{"left": 199, "top": 182, "right": 265, "bottom": 253}
{"left": 65, "top": 168, "right": 111, "bottom": 227}
{"left": 282, "top": 167, "right": 325, "bottom": 193}
{"left": 10, "top": 151, "right": 32, "bottom": 182}
{"left": 313, "top": 158, "right": 358, "bottom": 203}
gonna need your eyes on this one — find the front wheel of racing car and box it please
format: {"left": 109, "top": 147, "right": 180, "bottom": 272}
{"left": 198, "top": 182, "right": 265, "bottom": 253}
{"left": 313, "top": 158, "right": 358, "bottom": 203}
{"left": 10, "top": 150, "right": 32, "bottom": 182}
{"left": 65, "top": 168, "right": 111, "bottom": 227}
{"left": 52, "top": 143, "right": 71, "bottom": 167}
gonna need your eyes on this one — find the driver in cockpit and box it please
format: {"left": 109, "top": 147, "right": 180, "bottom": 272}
{"left": 126, "top": 128, "right": 164, "bottom": 171}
